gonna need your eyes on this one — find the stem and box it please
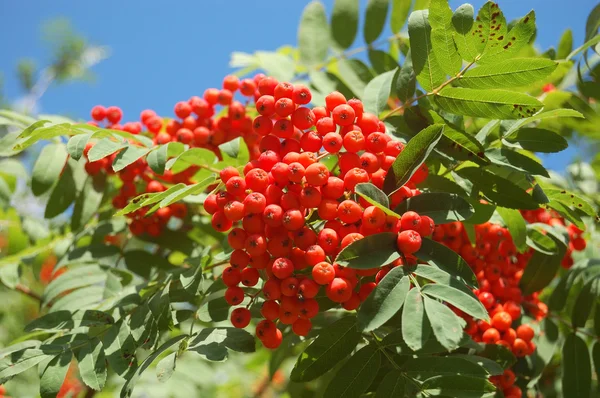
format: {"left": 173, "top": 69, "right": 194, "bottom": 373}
{"left": 204, "top": 259, "right": 229, "bottom": 271}
{"left": 198, "top": 164, "right": 222, "bottom": 174}
{"left": 13, "top": 283, "right": 42, "bottom": 301}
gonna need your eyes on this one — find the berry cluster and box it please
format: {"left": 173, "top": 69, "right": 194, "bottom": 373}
{"left": 202, "top": 80, "right": 433, "bottom": 349}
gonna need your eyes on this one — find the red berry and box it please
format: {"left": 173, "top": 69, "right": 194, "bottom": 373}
{"left": 396, "top": 230, "right": 422, "bottom": 254}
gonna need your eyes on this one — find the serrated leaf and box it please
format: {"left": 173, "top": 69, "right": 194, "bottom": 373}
{"left": 66, "top": 133, "right": 91, "bottom": 161}
{"left": 412, "top": 265, "right": 477, "bottom": 298}
{"left": 156, "top": 352, "right": 177, "bottom": 383}
{"left": 429, "top": 0, "right": 461, "bottom": 76}
{"left": 364, "top": 0, "right": 389, "bottom": 44}
{"left": 25, "top": 310, "right": 114, "bottom": 331}
{"left": 78, "top": 338, "right": 107, "bottom": 390}
{"left": 363, "top": 69, "right": 397, "bottom": 115}
{"left": 39, "top": 351, "right": 71, "bottom": 398}
{"left": 72, "top": 174, "right": 105, "bottom": 231}
{"left": 520, "top": 235, "right": 567, "bottom": 295}
{"left": 526, "top": 225, "right": 559, "bottom": 255}
{"left": 421, "top": 375, "right": 496, "bottom": 397}
{"left": 458, "top": 59, "right": 558, "bottom": 89}
{"left": 102, "top": 321, "right": 138, "bottom": 377}
{"left": 572, "top": 278, "right": 599, "bottom": 328}
{"left": 324, "top": 344, "right": 381, "bottom": 398}
{"left": 43, "top": 265, "right": 106, "bottom": 305}
{"left": 383, "top": 124, "right": 444, "bottom": 194}
{"left": 452, "top": 4, "right": 479, "bottom": 62}
{"left": 376, "top": 371, "right": 408, "bottom": 397}
{"left": 424, "top": 296, "right": 465, "bottom": 350}
{"left": 358, "top": 269, "right": 410, "bottom": 331}
{"left": 409, "top": 10, "right": 446, "bottom": 92}
{"left": 121, "top": 335, "right": 187, "bottom": 398}
{"left": 450, "top": 354, "right": 504, "bottom": 376}
{"left": 335, "top": 232, "right": 400, "bottom": 269}
{"left": 505, "top": 127, "right": 568, "bottom": 153}
{"left": 395, "top": 51, "right": 416, "bottom": 102}
{"left": 496, "top": 207, "right": 527, "bottom": 252}
{"left": 189, "top": 327, "right": 255, "bottom": 355}
{"left": 298, "top": 1, "right": 329, "bottom": 67}
{"left": 390, "top": 0, "right": 412, "bottom": 33}
{"left": 562, "top": 333, "right": 592, "bottom": 398}
{"left": 478, "top": 344, "right": 516, "bottom": 369}
{"left": 402, "top": 287, "right": 431, "bottom": 351}
{"left": 290, "top": 316, "right": 361, "bottom": 382}
{"left": 456, "top": 167, "right": 538, "bottom": 210}
{"left": 434, "top": 87, "right": 543, "bottom": 119}
{"left": 415, "top": 238, "right": 478, "bottom": 288}
{"left": 479, "top": 11, "right": 537, "bottom": 64}
{"left": 355, "top": 182, "right": 391, "bottom": 210}
{"left": 32, "top": 143, "right": 68, "bottom": 196}
{"left": 88, "top": 137, "right": 127, "bottom": 162}
{"left": 0, "top": 348, "right": 51, "bottom": 384}
{"left": 394, "top": 192, "right": 474, "bottom": 224}
{"left": 44, "top": 165, "right": 77, "bottom": 219}
{"left": 543, "top": 188, "right": 596, "bottom": 217}
{"left": 423, "top": 284, "right": 488, "bottom": 321}
{"left": 112, "top": 145, "right": 151, "bottom": 172}
{"left": 331, "top": 0, "right": 359, "bottom": 49}
{"left": 158, "top": 176, "right": 215, "bottom": 209}
{"left": 503, "top": 108, "right": 584, "bottom": 139}
{"left": 146, "top": 144, "right": 169, "bottom": 175}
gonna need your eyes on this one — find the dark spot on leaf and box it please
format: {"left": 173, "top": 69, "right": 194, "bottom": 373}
{"left": 492, "top": 12, "right": 500, "bottom": 19}
{"left": 570, "top": 195, "right": 574, "bottom": 198}
{"left": 479, "top": 24, "right": 483, "bottom": 28}
{"left": 560, "top": 190, "right": 566, "bottom": 194}
{"left": 478, "top": 152, "right": 485, "bottom": 157}
{"left": 513, "top": 104, "right": 519, "bottom": 108}
{"left": 578, "top": 204, "right": 582, "bottom": 207}
{"left": 512, "top": 37, "right": 516, "bottom": 40}
{"left": 524, "top": 16, "right": 530, "bottom": 23}
{"left": 491, "top": 33, "right": 496, "bottom": 36}
{"left": 495, "top": 25, "right": 502, "bottom": 30}
{"left": 477, "top": 16, "right": 481, "bottom": 21}
{"left": 497, "top": 35, "right": 504, "bottom": 40}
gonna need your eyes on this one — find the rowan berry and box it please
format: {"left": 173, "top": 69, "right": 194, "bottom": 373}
{"left": 396, "top": 230, "right": 422, "bottom": 254}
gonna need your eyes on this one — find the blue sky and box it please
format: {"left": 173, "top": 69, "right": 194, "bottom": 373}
{"left": 0, "top": 0, "right": 597, "bottom": 170}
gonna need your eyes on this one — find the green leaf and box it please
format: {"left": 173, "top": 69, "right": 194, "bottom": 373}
{"left": 421, "top": 375, "right": 496, "bottom": 397}
{"left": 402, "top": 356, "right": 489, "bottom": 379}
{"left": 368, "top": 50, "right": 398, "bottom": 75}
{"left": 504, "top": 127, "right": 568, "bottom": 153}
{"left": 452, "top": 4, "right": 479, "bottom": 62}
{"left": 112, "top": 145, "right": 151, "bottom": 172}
{"left": 363, "top": 69, "right": 397, "bottom": 115}
{"left": 395, "top": 51, "right": 416, "bottom": 102}
{"left": 496, "top": 207, "right": 527, "bottom": 252}
{"left": 424, "top": 296, "right": 466, "bottom": 351}
{"left": 434, "top": 87, "right": 544, "bottom": 119}
{"left": 415, "top": 238, "right": 478, "bottom": 288}
{"left": 412, "top": 265, "right": 477, "bottom": 298}
{"left": 77, "top": 338, "right": 107, "bottom": 391}
{"left": 298, "top": 1, "right": 329, "bottom": 67}
{"left": 557, "top": 29, "right": 573, "bottom": 59}
{"left": 324, "top": 344, "right": 381, "bottom": 398}
{"left": 188, "top": 328, "right": 255, "bottom": 361}
{"left": 474, "top": 2, "right": 509, "bottom": 61}
{"left": 72, "top": 174, "right": 106, "bottom": 231}
{"left": 390, "top": 0, "right": 411, "bottom": 33}
{"left": 66, "top": 134, "right": 91, "bottom": 161}
{"left": 121, "top": 335, "right": 187, "bottom": 398}
{"left": 546, "top": 200, "right": 586, "bottom": 231}
{"left": 503, "top": 108, "right": 584, "bottom": 139}
{"left": 422, "top": 284, "right": 488, "bottom": 321}
{"left": 355, "top": 182, "right": 390, "bottom": 209}
{"left": 479, "top": 11, "right": 537, "bottom": 64}
{"left": 402, "top": 287, "right": 431, "bottom": 351}
{"left": 562, "top": 333, "right": 592, "bottom": 398}
{"left": 543, "top": 188, "right": 596, "bottom": 217}
{"left": 383, "top": 124, "right": 444, "bottom": 194}
{"left": 572, "top": 278, "right": 599, "bottom": 329}
{"left": 409, "top": 10, "right": 446, "bottom": 92}
{"left": 458, "top": 59, "right": 558, "bottom": 89}
{"left": 394, "top": 192, "right": 474, "bottom": 224}
{"left": 335, "top": 58, "right": 369, "bottom": 97}
{"left": 39, "top": 351, "right": 72, "bottom": 398}
{"left": 25, "top": 310, "right": 114, "bottom": 332}
{"left": 331, "top": 0, "right": 359, "bottom": 49}
{"left": 0, "top": 348, "right": 52, "bottom": 384}
{"left": 32, "top": 143, "right": 68, "bottom": 196}
{"left": 376, "top": 371, "right": 408, "bottom": 397}
{"left": 567, "top": 34, "right": 600, "bottom": 61}
{"left": 429, "top": 0, "right": 462, "bottom": 76}
{"left": 450, "top": 354, "right": 504, "bottom": 376}
{"left": 526, "top": 226, "right": 559, "bottom": 255}
{"left": 335, "top": 232, "right": 400, "bottom": 269}
{"left": 43, "top": 165, "right": 77, "bottom": 219}
{"left": 102, "top": 321, "right": 138, "bottom": 377}
{"left": 156, "top": 352, "right": 177, "bottom": 383}
{"left": 358, "top": 268, "right": 410, "bottom": 331}
{"left": 43, "top": 265, "right": 107, "bottom": 305}
{"left": 456, "top": 167, "right": 538, "bottom": 210}
{"left": 290, "top": 316, "right": 361, "bottom": 382}
{"left": 88, "top": 137, "right": 127, "bottom": 162}
{"left": 158, "top": 176, "right": 215, "bottom": 208}
{"left": 146, "top": 145, "right": 169, "bottom": 175}
{"left": 364, "top": 0, "right": 389, "bottom": 44}
{"left": 520, "top": 235, "right": 567, "bottom": 295}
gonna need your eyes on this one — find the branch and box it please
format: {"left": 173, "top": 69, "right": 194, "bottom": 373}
{"left": 11, "top": 283, "right": 42, "bottom": 301}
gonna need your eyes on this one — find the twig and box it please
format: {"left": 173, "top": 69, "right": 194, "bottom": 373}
{"left": 9, "top": 283, "right": 42, "bottom": 302}
{"left": 204, "top": 259, "right": 229, "bottom": 271}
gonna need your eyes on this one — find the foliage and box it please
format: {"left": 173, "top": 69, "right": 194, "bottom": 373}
{"left": 0, "top": 1, "right": 599, "bottom": 397}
